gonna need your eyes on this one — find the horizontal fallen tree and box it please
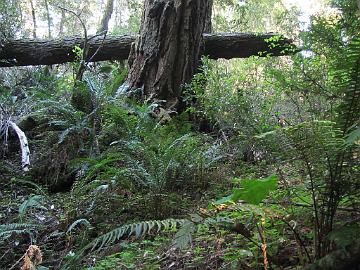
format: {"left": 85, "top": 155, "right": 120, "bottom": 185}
{"left": 0, "top": 33, "right": 297, "bottom": 67}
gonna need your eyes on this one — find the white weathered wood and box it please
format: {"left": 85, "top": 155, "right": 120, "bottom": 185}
{"left": 9, "top": 121, "right": 30, "bottom": 171}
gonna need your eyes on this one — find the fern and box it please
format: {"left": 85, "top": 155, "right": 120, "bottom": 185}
{"left": 18, "top": 195, "right": 47, "bottom": 219}
{"left": 174, "top": 220, "right": 195, "bottom": 249}
{"left": 333, "top": 38, "right": 360, "bottom": 134}
{"left": 67, "top": 219, "right": 92, "bottom": 234}
{"left": 0, "top": 223, "right": 41, "bottom": 242}
{"left": 345, "top": 126, "right": 360, "bottom": 145}
{"left": 257, "top": 120, "right": 358, "bottom": 258}
{"left": 90, "top": 218, "right": 188, "bottom": 251}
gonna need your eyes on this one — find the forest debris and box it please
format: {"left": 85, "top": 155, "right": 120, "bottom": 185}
{"left": 9, "top": 120, "right": 30, "bottom": 171}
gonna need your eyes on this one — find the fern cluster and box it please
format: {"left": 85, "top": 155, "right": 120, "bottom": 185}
{"left": 333, "top": 38, "right": 360, "bottom": 134}
{"left": 256, "top": 37, "right": 360, "bottom": 259}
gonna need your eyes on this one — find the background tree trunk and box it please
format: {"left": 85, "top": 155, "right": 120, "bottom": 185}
{"left": 59, "top": 9, "right": 65, "bottom": 36}
{"left": 121, "top": 0, "right": 213, "bottom": 110}
{"left": 29, "top": 0, "right": 37, "bottom": 38}
{"left": 97, "top": 0, "right": 114, "bottom": 33}
{"left": 44, "top": 0, "right": 52, "bottom": 38}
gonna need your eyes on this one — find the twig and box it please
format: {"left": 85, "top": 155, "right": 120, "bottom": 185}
{"left": 87, "top": 31, "right": 108, "bottom": 65}
{"left": 55, "top": 6, "right": 87, "bottom": 41}
{"left": 282, "top": 218, "right": 312, "bottom": 263}
{"left": 55, "top": 5, "right": 88, "bottom": 81}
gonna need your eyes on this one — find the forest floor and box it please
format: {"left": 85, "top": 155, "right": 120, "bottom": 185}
{"left": 1, "top": 155, "right": 343, "bottom": 270}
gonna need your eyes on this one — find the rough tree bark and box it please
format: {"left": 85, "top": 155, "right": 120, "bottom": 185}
{"left": 120, "top": 0, "right": 213, "bottom": 109}
{"left": 0, "top": 33, "right": 295, "bottom": 67}
{"left": 97, "top": 0, "right": 114, "bottom": 33}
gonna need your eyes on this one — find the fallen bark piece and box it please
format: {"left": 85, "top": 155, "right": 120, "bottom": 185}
{"left": 9, "top": 121, "right": 30, "bottom": 171}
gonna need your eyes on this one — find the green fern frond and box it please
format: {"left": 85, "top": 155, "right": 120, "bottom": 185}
{"left": 203, "top": 216, "right": 234, "bottom": 226}
{"left": 333, "top": 38, "right": 360, "bottom": 133}
{"left": 90, "top": 218, "right": 188, "bottom": 251}
{"left": 0, "top": 223, "right": 41, "bottom": 242}
{"left": 174, "top": 220, "right": 195, "bottom": 249}
{"left": 345, "top": 126, "right": 360, "bottom": 145}
{"left": 18, "top": 195, "right": 47, "bottom": 218}
{"left": 67, "top": 219, "right": 92, "bottom": 234}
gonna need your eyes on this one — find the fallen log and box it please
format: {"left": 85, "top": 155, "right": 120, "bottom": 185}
{"left": 0, "top": 33, "right": 297, "bottom": 67}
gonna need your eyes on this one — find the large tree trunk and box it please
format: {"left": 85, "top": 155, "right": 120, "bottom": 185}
{"left": 0, "top": 33, "right": 295, "bottom": 67}
{"left": 120, "top": 0, "right": 213, "bottom": 109}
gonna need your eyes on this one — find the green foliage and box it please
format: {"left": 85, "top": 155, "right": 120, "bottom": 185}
{"left": 70, "top": 101, "right": 221, "bottom": 220}
{"left": 212, "top": 0, "right": 300, "bottom": 35}
{"left": 185, "top": 56, "right": 277, "bottom": 137}
{"left": 0, "top": 223, "right": 41, "bottom": 243}
{"left": 18, "top": 195, "right": 47, "bottom": 219}
{"left": 174, "top": 220, "right": 195, "bottom": 249}
{"left": 332, "top": 38, "right": 360, "bottom": 133}
{"left": 216, "top": 175, "right": 278, "bottom": 205}
{"left": 106, "top": 66, "right": 128, "bottom": 96}
{"left": 258, "top": 119, "right": 358, "bottom": 257}
{"left": 67, "top": 219, "right": 92, "bottom": 234}
{"left": 0, "top": 0, "right": 21, "bottom": 39}
{"left": 90, "top": 219, "right": 187, "bottom": 251}
{"left": 327, "top": 223, "right": 360, "bottom": 248}
{"left": 345, "top": 126, "right": 360, "bottom": 145}
{"left": 1, "top": 1, "right": 360, "bottom": 269}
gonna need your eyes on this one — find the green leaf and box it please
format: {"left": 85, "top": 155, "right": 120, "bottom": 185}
{"left": 231, "top": 175, "right": 278, "bottom": 204}
{"left": 215, "top": 175, "right": 278, "bottom": 205}
{"left": 214, "top": 194, "right": 234, "bottom": 205}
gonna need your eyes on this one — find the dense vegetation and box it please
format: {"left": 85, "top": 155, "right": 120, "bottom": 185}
{"left": 0, "top": 0, "right": 359, "bottom": 269}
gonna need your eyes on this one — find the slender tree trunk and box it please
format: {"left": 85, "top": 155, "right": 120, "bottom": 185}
{"left": 29, "top": 0, "right": 37, "bottom": 38}
{"left": 120, "top": 0, "right": 213, "bottom": 110}
{"left": 44, "top": 0, "right": 52, "bottom": 38}
{"left": 114, "top": 0, "right": 122, "bottom": 28}
{"left": 97, "top": 0, "right": 114, "bottom": 33}
{"left": 59, "top": 9, "right": 65, "bottom": 36}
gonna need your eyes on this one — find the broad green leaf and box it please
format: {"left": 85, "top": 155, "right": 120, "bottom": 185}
{"left": 215, "top": 175, "right": 278, "bottom": 206}
{"left": 231, "top": 175, "right": 278, "bottom": 204}
{"left": 214, "top": 194, "right": 234, "bottom": 205}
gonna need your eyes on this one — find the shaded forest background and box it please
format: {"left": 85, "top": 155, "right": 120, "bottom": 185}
{"left": 0, "top": 0, "right": 359, "bottom": 269}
